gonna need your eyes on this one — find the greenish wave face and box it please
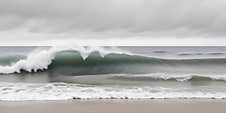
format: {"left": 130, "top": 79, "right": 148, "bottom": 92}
{"left": 51, "top": 51, "right": 161, "bottom": 66}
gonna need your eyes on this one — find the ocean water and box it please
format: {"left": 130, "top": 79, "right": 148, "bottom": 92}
{"left": 0, "top": 46, "right": 226, "bottom": 101}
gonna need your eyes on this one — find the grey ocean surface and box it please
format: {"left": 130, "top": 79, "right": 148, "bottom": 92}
{"left": 0, "top": 46, "right": 226, "bottom": 100}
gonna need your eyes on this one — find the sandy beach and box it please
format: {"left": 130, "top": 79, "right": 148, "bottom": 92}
{"left": 1, "top": 100, "right": 226, "bottom": 113}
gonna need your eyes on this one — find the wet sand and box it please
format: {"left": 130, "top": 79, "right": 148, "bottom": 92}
{"left": 0, "top": 100, "right": 226, "bottom": 113}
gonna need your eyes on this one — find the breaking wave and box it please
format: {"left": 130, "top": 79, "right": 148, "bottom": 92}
{"left": 0, "top": 46, "right": 132, "bottom": 74}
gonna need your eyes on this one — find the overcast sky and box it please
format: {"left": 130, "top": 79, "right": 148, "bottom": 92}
{"left": 0, "top": 0, "right": 226, "bottom": 46}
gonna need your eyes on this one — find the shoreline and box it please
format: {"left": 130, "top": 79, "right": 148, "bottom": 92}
{"left": 1, "top": 99, "right": 226, "bottom": 113}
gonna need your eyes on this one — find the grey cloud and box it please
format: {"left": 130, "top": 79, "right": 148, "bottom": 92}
{"left": 0, "top": 0, "right": 226, "bottom": 37}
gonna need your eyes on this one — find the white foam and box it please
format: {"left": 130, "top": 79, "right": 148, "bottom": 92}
{"left": 0, "top": 45, "right": 132, "bottom": 74}
{"left": 0, "top": 82, "right": 226, "bottom": 101}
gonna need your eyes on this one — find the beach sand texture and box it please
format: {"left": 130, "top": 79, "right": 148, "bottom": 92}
{"left": 1, "top": 100, "right": 226, "bottom": 113}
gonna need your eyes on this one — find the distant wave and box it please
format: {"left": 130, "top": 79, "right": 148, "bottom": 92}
{"left": 110, "top": 73, "right": 226, "bottom": 82}
{"left": 208, "top": 52, "right": 225, "bottom": 55}
{"left": 178, "top": 52, "right": 225, "bottom": 56}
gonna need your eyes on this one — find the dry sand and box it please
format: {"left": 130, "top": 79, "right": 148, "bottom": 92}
{"left": 0, "top": 99, "right": 226, "bottom": 113}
